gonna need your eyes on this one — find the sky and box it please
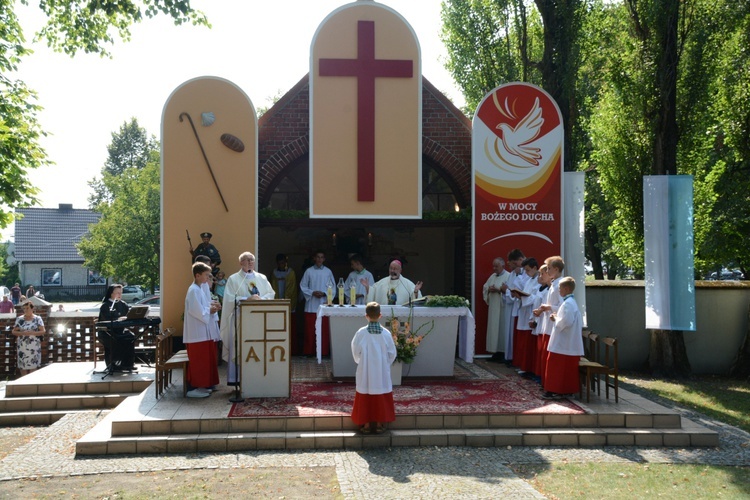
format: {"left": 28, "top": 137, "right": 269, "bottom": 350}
{"left": 2, "top": 0, "right": 465, "bottom": 241}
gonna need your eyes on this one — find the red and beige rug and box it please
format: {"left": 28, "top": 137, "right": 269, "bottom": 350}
{"left": 228, "top": 378, "right": 585, "bottom": 418}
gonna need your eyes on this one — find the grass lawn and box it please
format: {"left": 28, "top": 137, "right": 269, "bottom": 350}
{"left": 513, "top": 373, "right": 750, "bottom": 498}
{"left": 621, "top": 373, "right": 750, "bottom": 434}
{"left": 511, "top": 462, "right": 750, "bottom": 499}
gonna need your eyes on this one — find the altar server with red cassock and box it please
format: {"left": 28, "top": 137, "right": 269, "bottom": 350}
{"left": 184, "top": 262, "right": 221, "bottom": 398}
{"left": 300, "top": 250, "right": 335, "bottom": 355}
{"left": 543, "top": 277, "right": 584, "bottom": 399}
{"left": 351, "top": 302, "right": 397, "bottom": 434}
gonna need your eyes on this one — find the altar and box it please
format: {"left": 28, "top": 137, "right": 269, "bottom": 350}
{"left": 315, "top": 305, "right": 475, "bottom": 377}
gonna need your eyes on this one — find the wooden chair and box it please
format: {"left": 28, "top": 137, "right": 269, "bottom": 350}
{"left": 155, "top": 328, "right": 190, "bottom": 398}
{"left": 579, "top": 335, "right": 619, "bottom": 403}
{"left": 600, "top": 337, "right": 619, "bottom": 402}
{"left": 580, "top": 330, "right": 593, "bottom": 362}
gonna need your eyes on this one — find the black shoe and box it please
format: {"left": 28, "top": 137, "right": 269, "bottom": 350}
{"left": 542, "top": 391, "right": 562, "bottom": 400}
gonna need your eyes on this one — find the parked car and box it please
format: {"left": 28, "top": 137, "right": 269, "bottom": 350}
{"left": 708, "top": 269, "right": 744, "bottom": 281}
{"left": 135, "top": 294, "right": 160, "bottom": 316}
{"left": 121, "top": 285, "right": 146, "bottom": 302}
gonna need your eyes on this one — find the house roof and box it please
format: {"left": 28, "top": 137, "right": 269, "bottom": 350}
{"left": 14, "top": 205, "right": 101, "bottom": 262}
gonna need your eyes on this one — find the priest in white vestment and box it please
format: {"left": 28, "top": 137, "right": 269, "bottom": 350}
{"left": 365, "top": 260, "right": 422, "bottom": 306}
{"left": 220, "top": 252, "right": 275, "bottom": 385}
{"left": 482, "top": 257, "right": 510, "bottom": 360}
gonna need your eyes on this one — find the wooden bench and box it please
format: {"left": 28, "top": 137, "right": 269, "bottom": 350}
{"left": 155, "top": 329, "right": 190, "bottom": 398}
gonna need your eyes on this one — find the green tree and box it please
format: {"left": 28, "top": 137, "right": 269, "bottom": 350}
{"left": 440, "top": 0, "right": 544, "bottom": 114}
{"left": 0, "top": 1, "right": 206, "bottom": 228}
{"left": 78, "top": 158, "right": 160, "bottom": 292}
{"left": 685, "top": 1, "right": 750, "bottom": 278}
{"left": 440, "top": 0, "right": 585, "bottom": 172}
{"left": 88, "top": 118, "right": 157, "bottom": 207}
{"left": 0, "top": 6, "right": 45, "bottom": 227}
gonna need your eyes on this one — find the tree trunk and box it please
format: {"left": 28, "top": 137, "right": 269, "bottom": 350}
{"left": 584, "top": 223, "right": 605, "bottom": 280}
{"left": 648, "top": 329, "right": 692, "bottom": 378}
{"left": 729, "top": 303, "right": 750, "bottom": 380}
{"left": 534, "top": 0, "right": 580, "bottom": 172}
{"left": 633, "top": 0, "right": 692, "bottom": 376}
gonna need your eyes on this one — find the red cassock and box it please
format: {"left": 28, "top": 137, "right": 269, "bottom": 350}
{"left": 522, "top": 331, "right": 537, "bottom": 373}
{"left": 543, "top": 351, "right": 579, "bottom": 395}
{"left": 186, "top": 340, "right": 219, "bottom": 388}
{"left": 535, "top": 334, "right": 550, "bottom": 378}
{"left": 511, "top": 320, "right": 523, "bottom": 366}
{"left": 304, "top": 314, "right": 330, "bottom": 356}
{"left": 351, "top": 392, "right": 396, "bottom": 425}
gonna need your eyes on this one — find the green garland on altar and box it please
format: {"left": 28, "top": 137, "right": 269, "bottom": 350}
{"left": 424, "top": 295, "right": 470, "bottom": 308}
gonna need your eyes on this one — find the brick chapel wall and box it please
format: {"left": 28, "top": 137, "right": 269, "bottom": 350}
{"left": 257, "top": 75, "right": 473, "bottom": 207}
{"left": 257, "top": 75, "right": 474, "bottom": 297}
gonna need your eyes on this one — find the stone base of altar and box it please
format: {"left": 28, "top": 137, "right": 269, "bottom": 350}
{"left": 320, "top": 305, "right": 474, "bottom": 377}
{"left": 71, "top": 357, "right": 718, "bottom": 455}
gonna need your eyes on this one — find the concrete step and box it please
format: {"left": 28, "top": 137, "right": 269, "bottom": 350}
{"left": 0, "top": 409, "right": 104, "bottom": 427}
{"left": 0, "top": 393, "right": 140, "bottom": 413}
{"left": 76, "top": 422, "right": 719, "bottom": 456}
{"left": 5, "top": 379, "right": 152, "bottom": 398}
{"left": 110, "top": 411, "right": 683, "bottom": 438}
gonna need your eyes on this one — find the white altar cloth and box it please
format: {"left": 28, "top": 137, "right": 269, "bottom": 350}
{"left": 315, "top": 305, "right": 475, "bottom": 376}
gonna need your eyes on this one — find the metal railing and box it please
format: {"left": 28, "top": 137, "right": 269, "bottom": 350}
{"left": 36, "top": 285, "right": 108, "bottom": 302}
{"left": 1, "top": 312, "right": 159, "bottom": 379}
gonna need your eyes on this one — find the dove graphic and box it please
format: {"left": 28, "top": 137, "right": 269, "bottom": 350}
{"left": 495, "top": 97, "right": 544, "bottom": 167}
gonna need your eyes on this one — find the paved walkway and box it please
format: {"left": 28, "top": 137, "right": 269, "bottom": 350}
{"left": 0, "top": 385, "right": 748, "bottom": 499}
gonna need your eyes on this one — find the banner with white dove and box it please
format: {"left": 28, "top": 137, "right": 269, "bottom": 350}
{"left": 471, "top": 83, "right": 563, "bottom": 354}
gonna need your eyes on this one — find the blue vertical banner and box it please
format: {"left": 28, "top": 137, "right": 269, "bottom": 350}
{"left": 643, "top": 175, "right": 696, "bottom": 331}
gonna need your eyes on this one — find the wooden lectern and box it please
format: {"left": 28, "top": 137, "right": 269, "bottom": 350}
{"left": 238, "top": 299, "right": 291, "bottom": 398}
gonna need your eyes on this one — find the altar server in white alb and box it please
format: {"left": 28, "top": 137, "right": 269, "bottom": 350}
{"left": 351, "top": 302, "right": 397, "bottom": 434}
{"left": 194, "top": 255, "right": 221, "bottom": 350}
{"left": 300, "top": 250, "right": 335, "bottom": 356}
{"left": 482, "top": 257, "right": 510, "bottom": 361}
{"left": 543, "top": 277, "right": 584, "bottom": 399}
{"left": 184, "top": 262, "right": 221, "bottom": 398}
{"left": 365, "top": 260, "right": 422, "bottom": 306}
{"left": 220, "top": 252, "right": 275, "bottom": 385}
{"left": 502, "top": 249, "right": 527, "bottom": 362}
{"left": 344, "top": 254, "right": 374, "bottom": 305}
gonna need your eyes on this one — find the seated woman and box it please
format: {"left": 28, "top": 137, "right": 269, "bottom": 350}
{"left": 97, "top": 284, "right": 136, "bottom": 371}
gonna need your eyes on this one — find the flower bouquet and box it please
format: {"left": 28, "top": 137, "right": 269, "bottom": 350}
{"left": 387, "top": 307, "right": 434, "bottom": 364}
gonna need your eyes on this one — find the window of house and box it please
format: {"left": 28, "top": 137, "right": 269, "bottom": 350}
{"left": 42, "top": 268, "right": 62, "bottom": 286}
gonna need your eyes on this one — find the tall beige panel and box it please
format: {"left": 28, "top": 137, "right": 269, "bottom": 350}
{"left": 161, "top": 77, "right": 257, "bottom": 332}
{"left": 311, "top": 1, "right": 421, "bottom": 218}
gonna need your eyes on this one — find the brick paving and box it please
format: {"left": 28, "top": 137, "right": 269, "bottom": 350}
{"left": 1, "top": 369, "right": 749, "bottom": 499}
{"left": 0, "top": 400, "right": 748, "bottom": 498}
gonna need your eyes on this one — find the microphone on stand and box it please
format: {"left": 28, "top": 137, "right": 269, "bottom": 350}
{"left": 229, "top": 295, "right": 243, "bottom": 403}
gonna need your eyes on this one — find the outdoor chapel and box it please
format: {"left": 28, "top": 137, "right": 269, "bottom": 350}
{"left": 1, "top": 1, "right": 728, "bottom": 454}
